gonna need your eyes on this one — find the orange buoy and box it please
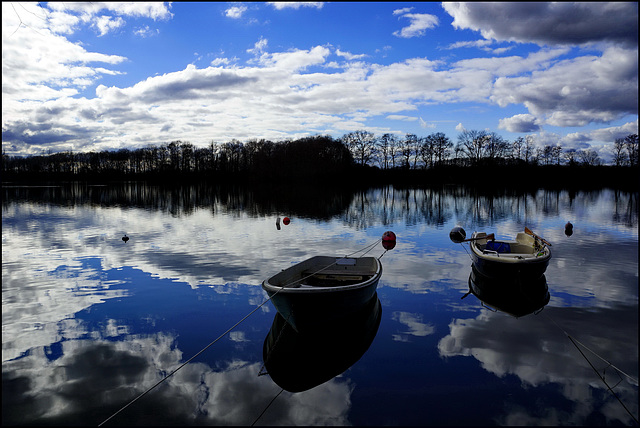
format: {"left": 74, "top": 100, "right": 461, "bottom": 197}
{"left": 283, "top": 217, "right": 290, "bottom": 225}
{"left": 382, "top": 231, "right": 396, "bottom": 250}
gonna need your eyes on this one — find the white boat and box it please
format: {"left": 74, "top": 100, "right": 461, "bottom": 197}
{"left": 468, "top": 228, "right": 551, "bottom": 280}
{"left": 262, "top": 256, "right": 382, "bottom": 332}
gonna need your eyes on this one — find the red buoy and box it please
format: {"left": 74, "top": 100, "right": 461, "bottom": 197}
{"left": 282, "top": 217, "right": 290, "bottom": 225}
{"left": 382, "top": 231, "right": 396, "bottom": 250}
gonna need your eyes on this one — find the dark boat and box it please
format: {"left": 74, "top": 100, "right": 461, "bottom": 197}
{"left": 468, "top": 228, "right": 551, "bottom": 280}
{"left": 263, "top": 293, "right": 382, "bottom": 392}
{"left": 262, "top": 256, "right": 382, "bottom": 332}
{"left": 467, "top": 265, "right": 550, "bottom": 318}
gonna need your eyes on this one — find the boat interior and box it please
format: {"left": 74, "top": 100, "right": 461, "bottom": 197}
{"left": 299, "top": 269, "right": 375, "bottom": 287}
{"left": 473, "top": 232, "right": 545, "bottom": 256}
{"left": 269, "top": 257, "right": 379, "bottom": 288}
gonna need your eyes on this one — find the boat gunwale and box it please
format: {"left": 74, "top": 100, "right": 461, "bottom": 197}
{"left": 262, "top": 256, "right": 382, "bottom": 294}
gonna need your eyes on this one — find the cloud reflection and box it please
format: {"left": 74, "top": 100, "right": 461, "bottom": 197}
{"left": 391, "top": 311, "right": 436, "bottom": 342}
{"left": 438, "top": 306, "right": 638, "bottom": 425}
{"left": 2, "top": 330, "right": 353, "bottom": 426}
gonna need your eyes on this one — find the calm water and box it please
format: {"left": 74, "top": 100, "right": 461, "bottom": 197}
{"left": 2, "top": 183, "right": 638, "bottom": 426}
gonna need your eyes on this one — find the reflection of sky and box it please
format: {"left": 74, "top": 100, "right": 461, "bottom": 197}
{"left": 2, "top": 186, "right": 637, "bottom": 425}
{"left": 438, "top": 305, "right": 638, "bottom": 425}
{"left": 2, "top": 331, "right": 352, "bottom": 425}
{"left": 391, "top": 311, "right": 436, "bottom": 342}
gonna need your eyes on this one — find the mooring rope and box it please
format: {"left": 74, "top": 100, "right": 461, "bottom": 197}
{"left": 251, "top": 388, "right": 284, "bottom": 426}
{"left": 98, "top": 237, "right": 386, "bottom": 426}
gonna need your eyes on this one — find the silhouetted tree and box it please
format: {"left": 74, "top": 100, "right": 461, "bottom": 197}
{"left": 613, "top": 138, "right": 628, "bottom": 166}
{"left": 578, "top": 149, "right": 600, "bottom": 166}
{"left": 625, "top": 133, "right": 638, "bottom": 167}
{"left": 342, "top": 130, "right": 376, "bottom": 166}
{"left": 457, "top": 129, "right": 489, "bottom": 165}
{"left": 430, "top": 132, "right": 452, "bottom": 166}
{"left": 376, "top": 133, "right": 395, "bottom": 169}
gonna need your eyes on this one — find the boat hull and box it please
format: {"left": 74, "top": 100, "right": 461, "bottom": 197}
{"left": 470, "top": 253, "right": 550, "bottom": 280}
{"left": 262, "top": 256, "right": 382, "bottom": 332}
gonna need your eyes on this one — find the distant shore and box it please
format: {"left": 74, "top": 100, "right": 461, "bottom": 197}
{"left": 2, "top": 164, "right": 638, "bottom": 191}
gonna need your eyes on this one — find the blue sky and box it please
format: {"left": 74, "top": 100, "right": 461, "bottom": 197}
{"left": 2, "top": 2, "right": 638, "bottom": 162}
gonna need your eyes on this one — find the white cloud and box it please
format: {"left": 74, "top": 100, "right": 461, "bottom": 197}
{"left": 446, "top": 39, "right": 515, "bottom": 55}
{"left": 225, "top": 5, "right": 247, "bottom": 19}
{"left": 247, "top": 37, "right": 268, "bottom": 55}
{"left": 94, "top": 15, "right": 124, "bottom": 36}
{"left": 498, "top": 114, "right": 541, "bottom": 133}
{"left": 392, "top": 7, "right": 414, "bottom": 16}
{"left": 211, "top": 57, "right": 231, "bottom": 66}
{"left": 447, "top": 39, "right": 493, "bottom": 50}
{"left": 47, "top": 2, "right": 174, "bottom": 21}
{"left": 256, "top": 45, "right": 331, "bottom": 71}
{"left": 387, "top": 115, "right": 417, "bottom": 122}
{"left": 2, "top": 4, "right": 127, "bottom": 105}
{"left": 419, "top": 117, "right": 436, "bottom": 129}
{"left": 393, "top": 12, "right": 439, "bottom": 38}
{"left": 456, "top": 123, "right": 466, "bottom": 132}
{"left": 335, "top": 49, "right": 367, "bottom": 61}
{"left": 134, "top": 25, "right": 159, "bottom": 38}
{"left": 268, "top": 2, "right": 324, "bottom": 10}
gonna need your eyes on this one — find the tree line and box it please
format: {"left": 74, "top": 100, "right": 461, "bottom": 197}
{"left": 2, "top": 131, "right": 638, "bottom": 182}
{"left": 343, "top": 130, "right": 638, "bottom": 169}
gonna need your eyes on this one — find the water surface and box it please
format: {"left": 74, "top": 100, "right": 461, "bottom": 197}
{"left": 2, "top": 184, "right": 638, "bottom": 425}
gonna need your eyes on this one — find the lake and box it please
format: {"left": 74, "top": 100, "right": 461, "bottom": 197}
{"left": 2, "top": 183, "right": 638, "bottom": 426}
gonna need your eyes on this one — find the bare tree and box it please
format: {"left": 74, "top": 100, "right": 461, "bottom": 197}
{"left": 400, "top": 133, "right": 419, "bottom": 169}
{"left": 523, "top": 135, "right": 536, "bottom": 164}
{"left": 624, "top": 133, "right": 638, "bottom": 167}
{"left": 537, "top": 145, "right": 554, "bottom": 165}
{"left": 420, "top": 135, "right": 435, "bottom": 169}
{"left": 342, "top": 130, "right": 376, "bottom": 166}
{"left": 552, "top": 145, "right": 563, "bottom": 165}
{"left": 457, "top": 129, "right": 487, "bottom": 164}
{"left": 563, "top": 148, "right": 578, "bottom": 166}
{"left": 613, "top": 138, "right": 628, "bottom": 166}
{"left": 484, "top": 132, "right": 510, "bottom": 160}
{"left": 431, "top": 132, "right": 452, "bottom": 165}
{"left": 376, "top": 133, "right": 395, "bottom": 169}
{"left": 578, "top": 149, "right": 600, "bottom": 166}
{"left": 511, "top": 137, "right": 524, "bottom": 161}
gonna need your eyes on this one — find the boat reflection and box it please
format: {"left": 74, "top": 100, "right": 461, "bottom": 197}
{"left": 263, "top": 293, "right": 382, "bottom": 393}
{"left": 466, "top": 266, "right": 550, "bottom": 318}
